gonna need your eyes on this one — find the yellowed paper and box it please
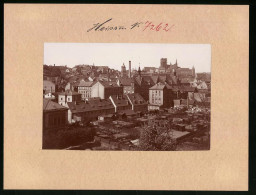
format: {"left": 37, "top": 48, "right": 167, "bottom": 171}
{"left": 4, "top": 4, "right": 248, "bottom": 190}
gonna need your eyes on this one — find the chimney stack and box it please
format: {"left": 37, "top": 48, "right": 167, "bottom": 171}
{"left": 129, "top": 61, "right": 131, "bottom": 78}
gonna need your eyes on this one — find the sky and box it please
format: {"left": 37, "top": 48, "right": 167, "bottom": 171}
{"left": 44, "top": 43, "right": 211, "bottom": 73}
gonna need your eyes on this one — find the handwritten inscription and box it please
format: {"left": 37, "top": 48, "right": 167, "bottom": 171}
{"left": 143, "top": 21, "right": 175, "bottom": 32}
{"left": 87, "top": 18, "right": 174, "bottom": 32}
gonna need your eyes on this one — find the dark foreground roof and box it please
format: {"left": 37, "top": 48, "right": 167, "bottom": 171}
{"left": 43, "top": 99, "right": 68, "bottom": 111}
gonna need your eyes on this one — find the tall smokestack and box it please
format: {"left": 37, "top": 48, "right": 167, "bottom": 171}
{"left": 129, "top": 61, "right": 131, "bottom": 78}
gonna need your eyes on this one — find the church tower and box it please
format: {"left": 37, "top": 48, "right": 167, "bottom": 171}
{"left": 121, "top": 63, "right": 127, "bottom": 77}
{"left": 138, "top": 63, "right": 141, "bottom": 76}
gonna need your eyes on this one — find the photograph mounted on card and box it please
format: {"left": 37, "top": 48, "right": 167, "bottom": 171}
{"left": 4, "top": 4, "right": 248, "bottom": 190}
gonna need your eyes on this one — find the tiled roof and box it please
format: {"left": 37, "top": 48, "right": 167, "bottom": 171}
{"left": 118, "top": 78, "right": 133, "bottom": 86}
{"left": 78, "top": 80, "right": 94, "bottom": 87}
{"left": 196, "top": 73, "right": 211, "bottom": 82}
{"left": 126, "top": 93, "right": 147, "bottom": 105}
{"left": 188, "top": 92, "right": 208, "bottom": 103}
{"left": 43, "top": 99, "right": 68, "bottom": 111}
{"left": 180, "top": 77, "right": 195, "bottom": 84}
{"left": 99, "top": 81, "right": 120, "bottom": 88}
{"left": 149, "top": 82, "right": 172, "bottom": 90}
{"left": 109, "top": 95, "right": 130, "bottom": 107}
{"left": 150, "top": 75, "right": 159, "bottom": 84}
{"left": 134, "top": 74, "right": 178, "bottom": 86}
{"left": 142, "top": 76, "right": 155, "bottom": 85}
{"left": 67, "top": 99, "right": 114, "bottom": 113}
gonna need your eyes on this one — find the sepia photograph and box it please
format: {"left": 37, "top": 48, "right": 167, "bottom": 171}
{"left": 43, "top": 43, "right": 211, "bottom": 151}
{"left": 4, "top": 3, "right": 250, "bottom": 190}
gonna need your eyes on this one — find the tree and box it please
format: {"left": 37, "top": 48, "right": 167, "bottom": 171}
{"left": 139, "top": 122, "right": 177, "bottom": 151}
{"left": 197, "top": 93, "right": 209, "bottom": 109}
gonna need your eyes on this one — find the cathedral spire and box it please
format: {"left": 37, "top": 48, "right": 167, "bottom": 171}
{"left": 138, "top": 63, "right": 141, "bottom": 76}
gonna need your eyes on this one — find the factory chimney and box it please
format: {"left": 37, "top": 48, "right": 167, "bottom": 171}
{"left": 129, "top": 61, "right": 131, "bottom": 78}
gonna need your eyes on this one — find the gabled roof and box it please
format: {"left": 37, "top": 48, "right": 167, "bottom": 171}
{"left": 150, "top": 75, "right": 159, "bottom": 84}
{"left": 126, "top": 93, "right": 147, "bottom": 105}
{"left": 142, "top": 76, "right": 155, "bottom": 85}
{"left": 188, "top": 92, "right": 209, "bottom": 103}
{"left": 67, "top": 99, "right": 114, "bottom": 113}
{"left": 78, "top": 80, "right": 94, "bottom": 87}
{"left": 58, "top": 90, "right": 80, "bottom": 96}
{"left": 134, "top": 76, "right": 143, "bottom": 86}
{"left": 170, "top": 86, "right": 180, "bottom": 92}
{"left": 180, "top": 77, "right": 195, "bottom": 84}
{"left": 43, "top": 99, "right": 68, "bottom": 111}
{"left": 167, "top": 75, "right": 178, "bottom": 85}
{"left": 134, "top": 75, "right": 156, "bottom": 86}
{"left": 109, "top": 95, "right": 130, "bottom": 107}
{"left": 196, "top": 73, "right": 211, "bottom": 82}
{"left": 149, "top": 82, "right": 172, "bottom": 90}
{"left": 98, "top": 81, "right": 120, "bottom": 88}
{"left": 118, "top": 78, "right": 133, "bottom": 86}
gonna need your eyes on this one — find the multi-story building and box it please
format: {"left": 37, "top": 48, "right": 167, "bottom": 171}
{"left": 77, "top": 79, "right": 94, "bottom": 100}
{"left": 116, "top": 78, "right": 134, "bottom": 94}
{"left": 176, "top": 66, "right": 195, "bottom": 78}
{"left": 148, "top": 82, "right": 175, "bottom": 110}
{"left": 43, "top": 80, "right": 55, "bottom": 94}
{"left": 134, "top": 67, "right": 155, "bottom": 101}
{"left": 58, "top": 90, "right": 82, "bottom": 107}
{"left": 91, "top": 81, "right": 123, "bottom": 99}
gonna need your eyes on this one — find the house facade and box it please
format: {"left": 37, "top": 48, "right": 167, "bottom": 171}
{"left": 43, "top": 99, "right": 68, "bottom": 130}
{"left": 117, "top": 78, "right": 134, "bottom": 94}
{"left": 77, "top": 79, "right": 94, "bottom": 100}
{"left": 43, "top": 80, "right": 55, "bottom": 94}
{"left": 148, "top": 82, "right": 175, "bottom": 110}
{"left": 58, "top": 90, "right": 82, "bottom": 107}
{"left": 91, "top": 81, "right": 123, "bottom": 99}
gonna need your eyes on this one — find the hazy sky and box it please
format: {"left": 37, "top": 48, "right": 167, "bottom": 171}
{"left": 44, "top": 43, "right": 211, "bottom": 73}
